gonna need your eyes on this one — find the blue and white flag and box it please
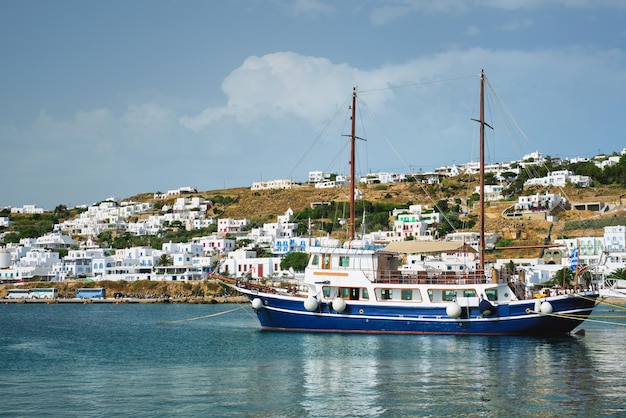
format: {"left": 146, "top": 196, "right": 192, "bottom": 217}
{"left": 569, "top": 248, "right": 578, "bottom": 272}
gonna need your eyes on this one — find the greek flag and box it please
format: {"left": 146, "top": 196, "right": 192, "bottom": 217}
{"left": 569, "top": 248, "right": 578, "bottom": 272}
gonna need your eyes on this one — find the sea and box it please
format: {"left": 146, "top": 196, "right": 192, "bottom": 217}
{"left": 1, "top": 302, "right": 625, "bottom": 418}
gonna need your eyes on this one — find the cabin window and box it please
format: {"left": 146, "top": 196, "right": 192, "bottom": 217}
{"left": 323, "top": 287, "right": 331, "bottom": 298}
{"left": 361, "top": 288, "right": 369, "bottom": 300}
{"left": 339, "top": 256, "right": 350, "bottom": 267}
{"left": 442, "top": 290, "right": 456, "bottom": 302}
{"left": 485, "top": 288, "right": 498, "bottom": 302}
{"left": 381, "top": 289, "right": 393, "bottom": 300}
{"left": 312, "top": 255, "right": 319, "bottom": 266}
{"left": 427, "top": 289, "right": 433, "bottom": 301}
{"left": 322, "top": 254, "right": 331, "bottom": 269}
{"left": 340, "top": 288, "right": 350, "bottom": 299}
{"left": 349, "top": 288, "right": 360, "bottom": 300}
{"left": 463, "top": 289, "right": 477, "bottom": 298}
{"left": 401, "top": 289, "right": 412, "bottom": 300}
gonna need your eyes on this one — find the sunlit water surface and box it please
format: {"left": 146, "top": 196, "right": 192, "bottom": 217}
{"left": 1, "top": 302, "right": 625, "bottom": 417}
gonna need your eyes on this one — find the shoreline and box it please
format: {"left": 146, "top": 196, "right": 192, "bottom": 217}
{"left": 0, "top": 296, "right": 249, "bottom": 304}
{"left": 3, "top": 296, "right": 623, "bottom": 305}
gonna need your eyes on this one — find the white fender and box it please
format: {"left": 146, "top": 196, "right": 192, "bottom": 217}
{"left": 304, "top": 297, "right": 318, "bottom": 312}
{"left": 446, "top": 302, "right": 462, "bottom": 318}
{"left": 540, "top": 301, "right": 553, "bottom": 314}
{"left": 332, "top": 298, "right": 346, "bottom": 313}
{"left": 251, "top": 298, "right": 263, "bottom": 310}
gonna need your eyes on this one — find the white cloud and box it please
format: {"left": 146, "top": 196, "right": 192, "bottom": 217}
{"left": 180, "top": 52, "right": 360, "bottom": 131}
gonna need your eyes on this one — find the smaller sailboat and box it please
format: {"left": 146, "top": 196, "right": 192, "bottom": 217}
{"left": 224, "top": 71, "right": 598, "bottom": 335}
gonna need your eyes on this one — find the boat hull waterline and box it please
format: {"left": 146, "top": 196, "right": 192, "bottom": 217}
{"left": 239, "top": 289, "right": 598, "bottom": 336}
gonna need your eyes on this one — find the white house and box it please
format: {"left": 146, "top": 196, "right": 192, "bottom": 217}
{"left": 219, "top": 249, "right": 286, "bottom": 280}
{"left": 515, "top": 193, "right": 565, "bottom": 211}
{"left": 604, "top": 225, "right": 626, "bottom": 252}
{"left": 10, "top": 204, "right": 45, "bottom": 214}
{"left": 218, "top": 218, "right": 250, "bottom": 234}
{"left": 251, "top": 179, "right": 294, "bottom": 190}
{"left": 193, "top": 235, "right": 236, "bottom": 255}
{"left": 474, "top": 184, "right": 507, "bottom": 201}
{"left": 524, "top": 170, "right": 591, "bottom": 188}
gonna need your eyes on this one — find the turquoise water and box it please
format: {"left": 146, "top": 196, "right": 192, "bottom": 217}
{"left": 1, "top": 302, "right": 625, "bottom": 417}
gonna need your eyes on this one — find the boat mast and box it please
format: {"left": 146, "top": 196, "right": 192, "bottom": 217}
{"left": 479, "top": 71, "right": 485, "bottom": 272}
{"left": 472, "top": 70, "right": 492, "bottom": 273}
{"left": 349, "top": 87, "right": 356, "bottom": 241}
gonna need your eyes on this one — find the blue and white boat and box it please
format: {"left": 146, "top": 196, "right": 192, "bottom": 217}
{"left": 229, "top": 71, "right": 599, "bottom": 335}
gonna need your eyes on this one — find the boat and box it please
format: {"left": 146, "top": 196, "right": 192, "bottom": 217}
{"left": 222, "top": 71, "right": 599, "bottom": 335}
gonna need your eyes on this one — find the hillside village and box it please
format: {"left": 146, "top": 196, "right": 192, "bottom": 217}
{"left": 2, "top": 150, "right": 626, "bottom": 294}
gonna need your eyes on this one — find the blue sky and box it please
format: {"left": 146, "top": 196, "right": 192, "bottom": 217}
{"left": 1, "top": 0, "right": 625, "bottom": 209}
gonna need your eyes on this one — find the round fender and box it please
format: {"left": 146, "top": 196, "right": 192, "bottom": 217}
{"left": 540, "top": 301, "right": 553, "bottom": 314}
{"left": 304, "top": 297, "right": 319, "bottom": 312}
{"left": 332, "top": 298, "right": 346, "bottom": 313}
{"left": 446, "top": 302, "right": 462, "bottom": 318}
{"left": 251, "top": 298, "right": 263, "bottom": 310}
{"left": 478, "top": 298, "right": 496, "bottom": 316}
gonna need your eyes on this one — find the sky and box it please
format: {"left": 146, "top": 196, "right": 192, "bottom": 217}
{"left": 1, "top": 0, "right": 625, "bottom": 210}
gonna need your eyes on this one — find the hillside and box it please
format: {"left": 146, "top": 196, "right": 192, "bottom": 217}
{"left": 132, "top": 180, "right": 626, "bottom": 260}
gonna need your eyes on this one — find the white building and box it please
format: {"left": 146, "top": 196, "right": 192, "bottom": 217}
{"left": 10, "top": 204, "right": 45, "bottom": 214}
{"left": 515, "top": 193, "right": 565, "bottom": 211}
{"left": 173, "top": 197, "right": 211, "bottom": 212}
{"left": 604, "top": 225, "right": 626, "bottom": 252}
{"left": 162, "top": 242, "right": 204, "bottom": 257}
{"left": 474, "top": 184, "right": 507, "bottom": 201}
{"left": 32, "top": 233, "right": 77, "bottom": 250}
{"left": 218, "top": 218, "right": 250, "bottom": 234}
{"left": 390, "top": 205, "right": 442, "bottom": 241}
{"left": 524, "top": 170, "right": 591, "bottom": 188}
{"left": 193, "top": 235, "right": 236, "bottom": 255}
{"left": 308, "top": 171, "right": 329, "bottom": 183}
{"left": 251, "top": 179, "right": 294, "bottom": 190}
{"left": 445, "top": 231, "right": 499, "bottom": 250}
{"left": 219, "top": 249, "right": 286, "bottom": 279}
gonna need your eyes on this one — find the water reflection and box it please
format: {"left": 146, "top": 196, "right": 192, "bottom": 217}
{"left": 301, "top": 335, "right": 385, "bottom": 417}
{"left": 281, "top": 332, "right": 617, "bottom": 417}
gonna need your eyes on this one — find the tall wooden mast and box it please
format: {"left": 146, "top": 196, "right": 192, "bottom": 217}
{"left": 472, "top": 70, "right": 492, "bottom": 273}
{"left": 349, "top": 87, "right": 356, "bottom": 241}
{"left": 479, "top": 71, "right": 485, "bottom": 272}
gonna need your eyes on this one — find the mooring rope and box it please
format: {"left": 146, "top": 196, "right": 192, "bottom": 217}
{"left": 543, "top": 311, "right": 626, "bottom": 327}
{"left": 525, "top": 306, "right": 626, "bottom": 327}
{"left": 158, "top": 304, "right": 248, "bottom": 325}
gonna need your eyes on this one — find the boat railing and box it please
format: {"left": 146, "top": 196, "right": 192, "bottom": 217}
{"left": 374, "top": 269, "right": 492, "bottom": 285}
